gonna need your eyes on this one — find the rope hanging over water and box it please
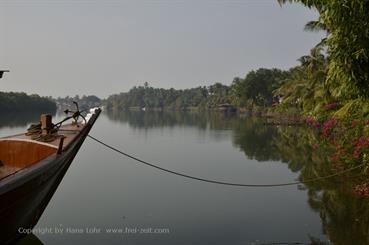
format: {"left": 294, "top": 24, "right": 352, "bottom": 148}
{"left": 87, "top": 134, "right": 366, "bottom": 188}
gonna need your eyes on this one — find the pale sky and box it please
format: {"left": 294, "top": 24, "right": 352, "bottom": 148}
{"left": 0, "top": 0, "right": 323, "bottom": 98}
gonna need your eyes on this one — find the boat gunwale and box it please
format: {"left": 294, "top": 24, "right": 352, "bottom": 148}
{"left": 0, "top": 108, "right": 101, "bottom": 194}
{"left": 0, "top": 138, "right": 59, "bottom": 149}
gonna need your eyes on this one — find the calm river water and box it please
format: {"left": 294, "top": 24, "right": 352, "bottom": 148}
{"left": 2, "top": 110, "right": 367, "bottom": 244}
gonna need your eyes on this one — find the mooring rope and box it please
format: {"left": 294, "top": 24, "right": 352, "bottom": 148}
{"left": 25, "top": 123, "right": 59, "bottom": 142}
{"left": 87, "top": 134, "right": 366, "bottom": 187}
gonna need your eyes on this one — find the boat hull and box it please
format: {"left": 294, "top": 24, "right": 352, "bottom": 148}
{"left": 0, "top": 109, "right": 101, "bottom": 244}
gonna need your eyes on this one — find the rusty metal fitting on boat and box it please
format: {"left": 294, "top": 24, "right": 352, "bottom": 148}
{"left": 57, "top": 136, "right": 66, "bottom": 155}
{"left": 41, "top": 114, "right": 52, "bottom": 135}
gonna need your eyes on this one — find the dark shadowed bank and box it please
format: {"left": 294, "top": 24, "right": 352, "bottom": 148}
{"left": 0, "top": 92, "right": 56, "bottom": 114}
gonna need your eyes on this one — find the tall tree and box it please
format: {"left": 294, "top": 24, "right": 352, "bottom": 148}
{"left": 231, "top": 68, "right": 288, "bottom": 108}
{"left": 274, "top": 46, "right": 328, "bottom": 114}
{"left": 279, "top": 0, "right": 369, "bottom": 101}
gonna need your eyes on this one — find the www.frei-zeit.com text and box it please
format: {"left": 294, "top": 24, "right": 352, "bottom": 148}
{"left": 18, "top": 226, "right": 170, "bottom": 235}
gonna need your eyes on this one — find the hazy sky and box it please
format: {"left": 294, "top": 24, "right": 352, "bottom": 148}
{"left": 0, "top": 0, "right": 323, "bottom": 98}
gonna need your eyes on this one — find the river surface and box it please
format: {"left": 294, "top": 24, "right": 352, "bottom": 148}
{"left": 2, "top": 110, "right": 367, "bottom": 245}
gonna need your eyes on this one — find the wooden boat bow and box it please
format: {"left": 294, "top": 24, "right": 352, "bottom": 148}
{"left": 0, "top": 107, "right": 101, "bottom": 244}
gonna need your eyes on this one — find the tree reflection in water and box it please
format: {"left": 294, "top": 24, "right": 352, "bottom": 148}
{"left": 107, "top": 110, "right": 368, "bottom": 244}
{"left": 0, "top": 110, "right": 56, "bottom": 129}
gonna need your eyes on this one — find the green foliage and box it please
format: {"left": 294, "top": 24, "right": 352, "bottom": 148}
{"left": 105, "top": 69, "right": 288, "bottom": 112}
{"left": 279, "top": 0, "right": 369, "bottom": 115}
{"left": 0, "top": 92, "right": 56, "bottom": 113}
{"left": 105, "top": 66, "right": 307, "bottom": 113}
{"left": 105, "top": 83, "right": 233, "bottom": 111}
{"left": 207, "top": 83, "right": 232, "bottom": 107}
{"left": 107, "top": 109, "right": 369, "bottom": 244}
{"left": 274, "top": 46, "right": 330, "bottom": 116}
{"left": 104, "top": 1, "right": 369, "bottom": 118}
{"left": 55, "top": 95, "right": 102, "bottom": 110}
{"left": 231, "top": 68, "right": 288, "bottom": 108}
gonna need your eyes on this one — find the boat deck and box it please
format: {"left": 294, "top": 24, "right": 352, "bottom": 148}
{"left": 2, "top": 123, "right": 84, "bottom": 148}
{"left": 0, "top": 123, "right": 86, "bottom": 180}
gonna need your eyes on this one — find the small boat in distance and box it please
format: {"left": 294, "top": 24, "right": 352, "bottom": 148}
{"left": 0, "top": 107, "right": 101, "bottom": 244}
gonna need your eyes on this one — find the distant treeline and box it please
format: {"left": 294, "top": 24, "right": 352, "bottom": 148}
{"left": 55, "top": 95, "right": 101, "bottom": 110}
{"left": 105, "top": 68, "right": 289, "bottom": 111}
{"left": 0, "top": 92, "right": 56, "bottom": 113}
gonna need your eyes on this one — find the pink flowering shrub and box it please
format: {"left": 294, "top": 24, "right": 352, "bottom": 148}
{"left": 322, "top": 118, "right": 337, "bottom": 138}
{"left": 353, "top": 137, "right": 369, "bottom": 159}
{"left": 305, "top": 116, "right": 321, "bottom": 129}
{"left": 303, "top": 116, "right": 369, "bottom": 197}
{"left": 353, "top": 182, "right": 369, "bottom": 198}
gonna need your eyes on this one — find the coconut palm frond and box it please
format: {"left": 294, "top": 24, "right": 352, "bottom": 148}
{"left": 304, "top": 20, "right": 327, "bottom": 32}
{"left": 277, "top": 0, "right": 291, "bottom": 6}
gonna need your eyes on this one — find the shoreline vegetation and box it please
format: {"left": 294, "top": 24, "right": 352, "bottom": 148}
{"left": 104, "top": 68, "right": 288, "bottom": 113}
{"left": 1, "top": 1, "right": 369, "bottom": 197}
{"left": 103, "top": 0, "right": 369, "bottom": 197}
{"left": 0, "top": 92, "right": 56, "bottom": 113}
{"left": 104, "top": 110, "right": 369, "bottom": 244}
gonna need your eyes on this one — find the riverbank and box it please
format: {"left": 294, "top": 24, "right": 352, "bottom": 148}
{"left": 0, "top": 92, "right": 56, "bottom": 113}
{"left": 111, "top": 105, "right": 369, "bottom": 196}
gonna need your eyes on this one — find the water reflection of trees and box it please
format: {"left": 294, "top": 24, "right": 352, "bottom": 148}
{"left": 0, "top": 110, "right": 56, "bottom": 129}
{"left": 106, "top": 110, "right": 369, "bottom": 244}
{"left": 231, "top": 117, "right": 282, "bottom": 161}
{"left": 106, "top": 110, "right": 208, "bottom": 129}
{"left": 272, "top": 126, "right": 369, "bottom": 245}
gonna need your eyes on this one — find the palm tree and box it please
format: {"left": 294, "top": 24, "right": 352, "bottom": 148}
{"left": 273, "top": 47, "right": 328, "bottom": 114}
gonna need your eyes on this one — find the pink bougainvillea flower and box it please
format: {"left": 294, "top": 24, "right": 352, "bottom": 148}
{"left": 354, "top": 183, "right": 369, "bottom": 198}
{"left": 322, "top": 118, "right": 337, "bottom": 138}
{"left": 353, "top": 137, "right": 369, "bottom": 158}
